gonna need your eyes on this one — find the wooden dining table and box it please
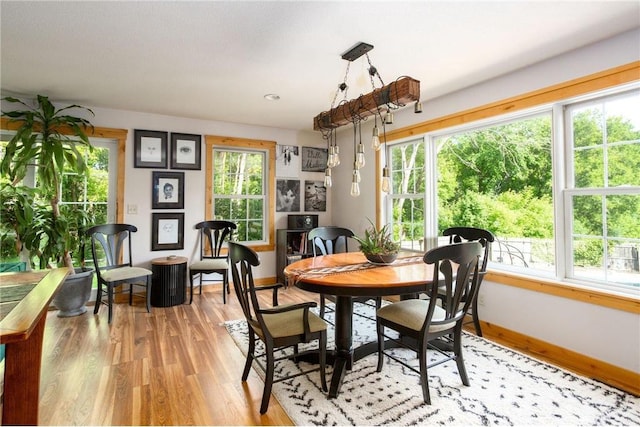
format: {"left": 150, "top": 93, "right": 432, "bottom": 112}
{"left": 284, "top": 252, "right": 434, "bottom": 398}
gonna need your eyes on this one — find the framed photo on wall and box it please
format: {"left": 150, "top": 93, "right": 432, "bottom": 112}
{"left": 276, "top": 179, "right": 300, "bottom": 212}
{"left": 301, "top": 146, "right": 328, "bottom": 172}
{"left": 170, "top": 132, "right": 201, "bottom": 170}
{"left": 304, "top": 180, "right": 326, "bottom": 212}
{"left": 152, "top": 212, "right": 185, "bottom": 251}
{"left": 276, "top": 144, "right": 300, "bottom": 177}
{"left": 134, "top": 129, "right": 168, "bottom": 168}
{"left": 152, "top": 171, "right": 184, "bottom": 209}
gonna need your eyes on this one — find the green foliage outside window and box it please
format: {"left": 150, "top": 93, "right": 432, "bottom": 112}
{"left": 213, "top": 149, "right": 265, "bottom": 242}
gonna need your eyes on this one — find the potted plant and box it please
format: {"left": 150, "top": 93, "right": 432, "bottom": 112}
{"left": 1, "top": 95, "right": 96, "bottom": 316}
{"left": 353, "top": 219, "right": 401, "bottom": 264}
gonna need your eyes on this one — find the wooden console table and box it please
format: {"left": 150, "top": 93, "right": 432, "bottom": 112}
{"left": 0, "top": 268, "right": 69, "bottom": 425}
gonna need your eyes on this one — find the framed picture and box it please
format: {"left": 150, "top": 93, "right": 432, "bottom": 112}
{"left": 152, "top": 171, "right": 184, "bottom": 209}
{"left": 276, "top": 179, "right": 300, "bottom": 212}
{"left": 134, "top": 129, "right": 168, "bottom": 168}
{"left": 301, "top": 146, "right": 328, "bottom": 172}
{"left": 304, "top": 180, "right": 327, "bottom": 212}
{"left": 170, "top": 132, "right": 201, "bottom": 170}
{"left": 276, "top": 144, "right": 300, "bottom": 177}
{"left": 152, "top": 212, "right": 185, "bottom": 251}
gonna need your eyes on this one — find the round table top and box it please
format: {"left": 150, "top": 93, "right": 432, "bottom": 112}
{"left": 284, "top": 252, "right": 434, "bottom": 297}
{"left": 151, "top": 256, "right": 188, "bottom": 266}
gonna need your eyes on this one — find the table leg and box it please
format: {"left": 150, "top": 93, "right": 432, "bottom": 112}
{"left": 328, "top": 295, "right": 353, "bottom": 398}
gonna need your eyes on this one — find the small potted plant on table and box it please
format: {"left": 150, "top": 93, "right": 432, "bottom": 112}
{"left": 353, "top": 219, "right": 401, "bottom": 265}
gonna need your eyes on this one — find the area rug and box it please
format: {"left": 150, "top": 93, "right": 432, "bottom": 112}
{"left": 224, "top": 302, "right": 640, "bottom": 426}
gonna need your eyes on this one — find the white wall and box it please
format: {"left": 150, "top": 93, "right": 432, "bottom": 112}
{"left": 86, "top": 109, "right": 328, "bottom": 279}
{"left": 330, "top": 28, "right": 640, "bottom": 373}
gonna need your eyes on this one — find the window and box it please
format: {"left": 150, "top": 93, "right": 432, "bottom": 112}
{"left": 385, "top": 85, "right": 639, "bottom": 294}
{"left": 565, "top": 90, "right": 640, "bottom": 289}
{"left": 206, "top": 135, "right": 275, "bottom": 251}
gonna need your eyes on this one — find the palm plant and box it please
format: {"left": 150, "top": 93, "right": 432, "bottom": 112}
{"left": 1, "top": 95, "right": 94, "bottom": 271}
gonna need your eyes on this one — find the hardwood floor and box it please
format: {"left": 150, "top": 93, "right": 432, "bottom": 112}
{"left": 37, "top": 285, "right": 316, "bottom": 425}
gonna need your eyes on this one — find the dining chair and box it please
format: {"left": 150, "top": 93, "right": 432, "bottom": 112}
{"left": 376, "top": 241, "right": 482, "bottom": 404}
{"left": 308, "top": 226, "right": 382, "bottom": 319}
{"left": 188, "top": 220, "right": 236, "bottom": 304}
{"left": 227, "top": 241, "right": 328, "bottom": 414}
{"left": 442, "top": 226, "right": 495, "bottom": 336}
{"left": 86, "top": 224, "right": 153, "bottom": 324}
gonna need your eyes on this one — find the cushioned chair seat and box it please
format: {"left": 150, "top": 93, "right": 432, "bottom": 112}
{"left": 377, "top": 299, "right": 447, "bottom": 332}
{"left": 102, "top": 266, "right": 153, "bottom": 282}
{"left": 250, "top": 306, "right": 327, "bottom": 339}
{"left": 189, "top": 259, "right": 228, "bottom": 271}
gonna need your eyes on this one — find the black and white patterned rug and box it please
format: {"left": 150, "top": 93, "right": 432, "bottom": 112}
{"left": 224, "top": 302, "right": 640, "bottom": 426}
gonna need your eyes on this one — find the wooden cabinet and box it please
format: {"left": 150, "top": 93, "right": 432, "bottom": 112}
{"left": 276, "top": 229, "right": 313, "bottom": 285}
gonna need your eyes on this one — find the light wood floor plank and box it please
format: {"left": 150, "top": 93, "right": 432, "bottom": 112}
{"left": 39, "top": 285, "right": 311, "bottom": 425}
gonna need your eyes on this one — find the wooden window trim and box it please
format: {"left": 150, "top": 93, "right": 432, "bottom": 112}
{"left": 1, "top": 118, "right": 127, "bottom": 223}
{"left": 376, "top": 61, "right": 640, "bottom": 312}
{"left": 204, "top": 135, "right": 276, "bottom": 252}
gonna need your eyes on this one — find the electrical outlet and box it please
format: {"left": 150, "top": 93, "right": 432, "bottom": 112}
{"left": 127, "top": 204, "right": 138, "bottom": 214}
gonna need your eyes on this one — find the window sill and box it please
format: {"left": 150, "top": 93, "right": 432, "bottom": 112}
{"left": 485, "top": 270, "right": 640, "bottom": 314}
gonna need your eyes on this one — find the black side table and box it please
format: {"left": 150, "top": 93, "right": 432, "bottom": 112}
{"left": 151, "top": 256, "right": 188, "bottom": 307}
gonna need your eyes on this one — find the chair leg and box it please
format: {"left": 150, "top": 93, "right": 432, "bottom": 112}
{"left": 471, "top": 294, "right": 482, "bottom": 336}
{"left": 107, "top": 285, "right": 114, "bottom": 324}
{"left": 319, "top": 332, "right": 328, "bottom": 392}
{"left": 419, "top": 342, "right": 431, "bottom": 404}
{"left": 145, "top": 276, "right": 152, "bottom": 313}
{"left": 222, "top": 272, "right": 227, "bottom": 304}
{"left": 189, "top": 272, "right": 195, "bottom": 304}
{"left": 319, "top": 294, "right": 326, "bottom": 318}
{"left": 454, "top": 326, "right": 470, "bottom": 386}
{"left": 129, "top": 283, "right": 133, "bottom": 306}
{"left": 260, "top": 345, "right": 275, "bottom": 414}
{"left": 242, "top": 330, "right": 255, "bottom": 382}
{"left": 94, "top": 284, "right": 102, "bottom": 315}
{"left": 376, "top": 322, "right": 385, "bottom": 372}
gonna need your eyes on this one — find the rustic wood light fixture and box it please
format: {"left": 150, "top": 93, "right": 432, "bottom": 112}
{"left": 315, "top": 42, "right": 421, "bottom": 197}
{"left": 313, "top": 43, "right": 421, "bottom": 131}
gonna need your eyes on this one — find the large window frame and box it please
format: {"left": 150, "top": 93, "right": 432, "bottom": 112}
{"left": 205, "top": 135, "right": 276, "bottom": 252}
{"left": 379, "top": 63, "right": 640, "bottom": 302}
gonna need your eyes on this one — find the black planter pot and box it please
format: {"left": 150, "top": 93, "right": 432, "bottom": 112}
{"left": 52, "top": 267, "right": 95, "bottom": 317}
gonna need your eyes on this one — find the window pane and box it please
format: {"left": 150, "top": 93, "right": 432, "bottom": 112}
{"left": 436, "top": 115, "right": 554, "bottom": 272}
{"left": 392, "top": 197, "right": 424, "bottom": 251}
{"left": 609, "top": 143, "right": 640, "bottom": 186}
{"left": 212, "top": 148, "right": 266, "bottom": 242}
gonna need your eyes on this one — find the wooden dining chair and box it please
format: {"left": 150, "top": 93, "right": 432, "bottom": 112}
{"left": 308, "top": 226, "right": 382, "bottom": 319}
{"left": 86, "top": 224, "right": 153, "bottom": 324}
{"left": 228, "top": 241, "right": 328, "bottom": 414}
{"left": 376, "top": 241, "right": 482, "bottom": 404}
{"left": 188, "top": 220, "right": 236, "bottom": 304}
{"left": 442, "top": 226, "right": 495, "bottom": 336}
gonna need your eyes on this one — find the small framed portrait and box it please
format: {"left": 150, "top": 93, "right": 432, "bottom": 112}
{"left": 276, "top": 179, "right": 300, "bottom": 212}
{"left": 301, "top": 146, "right": 328, "bottom": 172}
{"left": 152, "top": 212, "right": 185, "bottom": 251}
{"left": 170, "top": 133, "right": 201, "bottom": 170}
{"left": 134, "top": 129, "right": 168, "bottom": 168}
{"left": 304, "top": 180, "right": 327, "bottom": 212}
{"left": 152, "top": 171, "right": 184, "bottom": 209}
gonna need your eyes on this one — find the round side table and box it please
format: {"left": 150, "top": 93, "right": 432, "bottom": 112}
{"left": 150, "top": 256, "right": 188, "bottom": 307}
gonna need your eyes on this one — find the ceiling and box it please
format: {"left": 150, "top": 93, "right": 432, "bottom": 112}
{"left": 1, "top": 1, "right": 639, "bottom": 132}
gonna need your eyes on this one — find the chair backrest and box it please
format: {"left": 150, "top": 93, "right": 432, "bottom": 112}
{"left": 228, "top": 241, "right": 264, "bottom": 327}
{"left": 307, "top": 226, "right": 354, "bottom": 256}
{"left": 422, "top": 241, "right": 482, "bottom": 333}
{"left": 442, "top": 227, "right": 495, "bottom": 273}
{"left": 196, "top": 220, "right": 237, "bottom": 260}
{"left": 85, "top": 223, "right": 137, "bottom": 275}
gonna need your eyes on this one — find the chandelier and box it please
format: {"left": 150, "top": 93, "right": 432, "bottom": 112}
{"left": 314, "top": 42, "right": 421, "bottom": 196}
